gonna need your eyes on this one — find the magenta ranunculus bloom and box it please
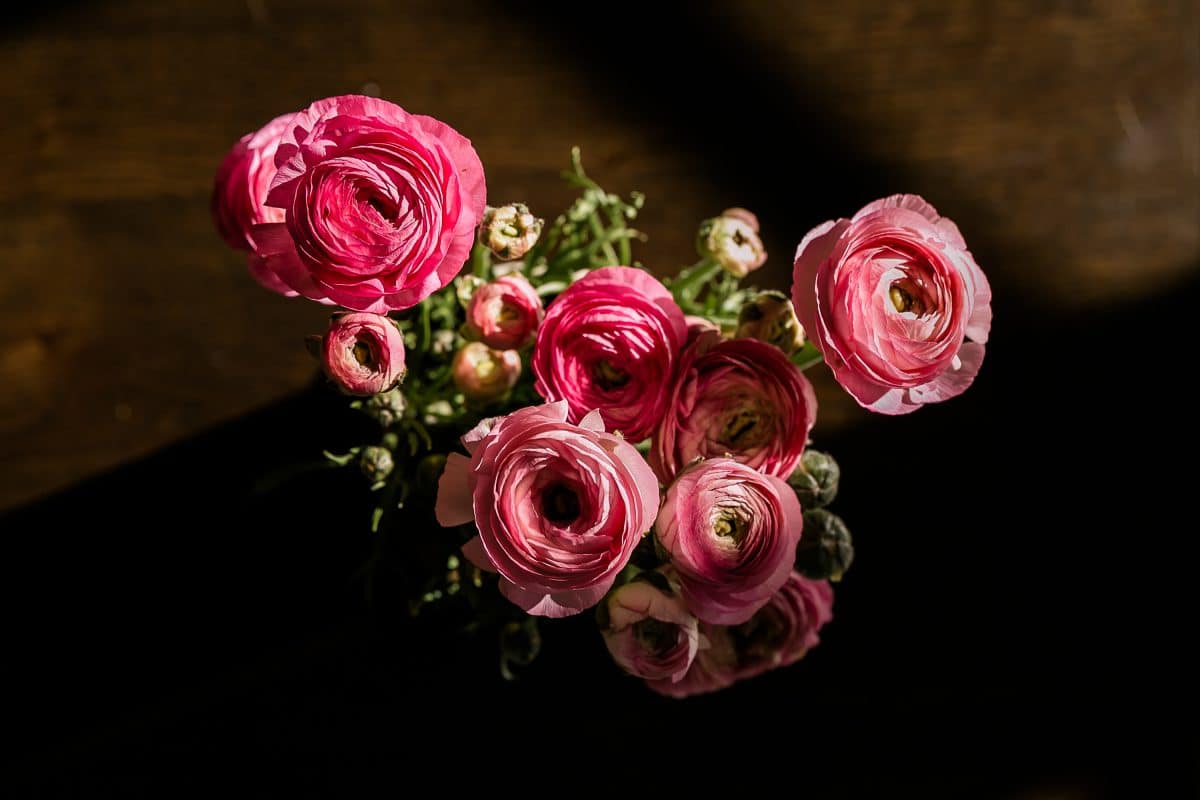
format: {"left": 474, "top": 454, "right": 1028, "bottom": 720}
{"left": 601, "top": 572, "right": 700, "bottom": 683}
{"left": 532, "top": 267, "right": 687, "bottom": 442}
{"left": 211, "top": 112, "right": 299, "bottom": 297}
{"left": 249, "top": 95, "right": 486, "bottom": 312}
{"left": 650, "top": 335, "right": 817, "bottom": 484}
{"left": 435, "top": 401, "right": 660, "bottom": 618}
{"left": 656, "top": 458, "right": 803, "bottom": 625}
{"left": 792, "top": 194, "right": 992, "bottom": 415}
{"left": 464, "top": 274, "right": 544, "bottom": 350}
{"left": 648, "top": 572, "right": 833, "bottom": 698}
{"left": 321, "top": 312, "right": 407, "bottom": 396}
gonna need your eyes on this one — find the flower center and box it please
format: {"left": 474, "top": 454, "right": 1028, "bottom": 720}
{"left": 541, "top": 482, "right": 581, "bottom": 525}
{"left": 352, "top": 339, "right": 376, "bottom": 368}
{"left": 593, "top": 359, "right": 631, "bottom": 391}
{"left": 633, "top": 618, "right": 679, "bottom": 658}
{"left": 888, "top": 280, "right": 926, "bottom": 315}
{"left": 719, "top": 407, "right": 769, "bottom": 448}
{"left": 713, "top": 510, "right": 750, "bottom": 545}
{"left": 497, "top": 301, "right": 521, "bottom": 323}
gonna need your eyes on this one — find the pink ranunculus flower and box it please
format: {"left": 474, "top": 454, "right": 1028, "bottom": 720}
{"left": 250, "top": 95, "right": 486, "bottom": 313}
{"left": 792, "top": 194, "right": 992, "bottom": 415}
{"left": 600, "top": 571, "right": 700, "bottom": 683}
{"left": 684, "top": 314, "right": 722, "bottom": 346}
{"left": 435, "top": 401, "right": 660, "bottom": 618}
{"left": 532, "top": 267, "right": 687, "bottom": 442}
{"left": 321, "top": 312, "right": 407, "bottom": 396}
{"left": 650, "top": 335, "right": 817, "bottom": 484}
{"left": 451, "top": 342, "right": 522, "bottom": 403}
{"left": 648, "top": 572, "right": 833, "bottom": 698}
{"left": 211, "top": 112, "right": 299, "bottom": 297}
{"left": 464, "top": 274, "right": 544, "bottom": 349}
{"left": 728, "top": 571, "right": 834, "bottom": 681}
{"left": 656, "top": 458, "right": 804, "bottom": 625}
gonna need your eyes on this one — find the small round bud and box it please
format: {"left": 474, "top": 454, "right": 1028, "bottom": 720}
{"left": 362, "top": 387, "right": 408, "bottom": 427}
{"left": 415, "top": 453, "right": 447, "bottom": 494}
{"left": 736, "top": 290, "right": 806, "bottom": 355}
{"left": 788, "top": 448, "right": 840, "bottom": 508}
{"left": 360, "top": 446, "right": 394, "bottom": 482}
{"left": 452, "top": 342, "right": 522, "bottom": 403}
{"left": 499, "top": 618, "right": 542, "bottom": 680}
{"left": 480, "top": 203, "right": 544, "bottom": 260}
{"left": 795, "top": 508, "right": 854, "bottom": 582}
{"left": 697, "top": 208, "right": 767, "bottom": 278}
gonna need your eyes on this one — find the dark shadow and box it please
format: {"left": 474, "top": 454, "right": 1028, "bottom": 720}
{"left": 4, "top": 261, "right": 1194, "bottom": 793}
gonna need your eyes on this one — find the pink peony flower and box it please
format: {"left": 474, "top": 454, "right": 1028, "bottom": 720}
{"left": 655, "top": 458, "right": 804, "bottom": 625}
{"left": 321, "top": 312, "right": 406, "bottom": 396}
{"left": 600, "top": 572, "right": 700, "bottom": 683}
{"left": 648, "top": 572, "right": 833, "bottom": 698}
{"left": 451, "top": 342, "right": 521, "bottom": 403}
{"left": 250, "top": 95, "right": 486, "bottom": 312}
{"left": 650, "top": 336, "right": 817, "bottom": 484}
{"left": 435, "top": 401, "right": 660, "bottom": 618}
{"left": 211, "top": 112, "right": 299, "bottom": 297}
{"left": 463, "top": 274, "right": 544, "bottom": 349}
{"left": 792, "top": 194, "right": 992, "bottom": 414}
{"left": 532, "top": 267, "right": 687, "bottom": 442}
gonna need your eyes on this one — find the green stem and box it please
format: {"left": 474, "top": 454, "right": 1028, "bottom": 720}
{"left": 671, "top": 259, "right": 722, "bottom": 305}
{"left": 791, "top": 341, "right": 825, "bottom": 371}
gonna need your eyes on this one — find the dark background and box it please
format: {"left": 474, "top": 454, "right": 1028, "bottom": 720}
{"left": 2, "top": 1, "right": 1197, "bottom": 796}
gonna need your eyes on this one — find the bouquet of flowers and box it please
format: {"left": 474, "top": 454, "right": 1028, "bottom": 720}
{"left": 213, "top": 95, "right": 992, "bottom": 697}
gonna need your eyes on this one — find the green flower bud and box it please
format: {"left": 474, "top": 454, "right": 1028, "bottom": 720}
{"left": 499, "top": 618, "right": 542, "bottom": 681}
{"left": 415, "top": 453, "right": 447, "bottom": 495}
{"left": 736, "top": 290, "right": 806, "bottom": 355}
{"left": 788, "top": 448, "right": 840, "bottom": 508}
{"left": 359, "top": 446, "right": 394, "bottom": 482}
{"left": 795, "top": 508, "right": 854, "bottom": 582}
{"left": 481, "top": 203, "right": 544, "bottom": 260}
{"left": 362, "top": 387, "right": 407, "bottom": 427}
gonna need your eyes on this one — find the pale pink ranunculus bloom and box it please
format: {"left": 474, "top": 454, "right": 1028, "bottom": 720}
{"left": 464, "top": 274, "right": 544, "bottom": 350}
{"left": 656, "top": 458, "right": 804, "bottom": 625}
{"left": 648, "top": 572, "right": 833, "bottom": 698}
{"left": 250, "top": 95, "right": 486, "bottom": 313}
{"left": 650, "top": 335, "right": 817, "bottom": 484}
{"left": 532, "top": 267, "right": 687, "bottom": 443}
{"left": 792, "top": 194, "right": 992, "bottom": 415}
{"left": 321, "top": 312, "right": 406, "bottom": 396}
{"left": 601, "top": 572, "right": 700, "bottom": 683}
{"left": 451, "top": 342, "right": 521, "bottom": 403}
{"left": 211, "top": 112, "right": 299, "bottom": 297}
{"left": 435, "top": 401, "right": 660, "bottom": 618}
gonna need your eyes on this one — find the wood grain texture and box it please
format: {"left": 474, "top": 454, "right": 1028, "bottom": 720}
{"left": 1, "top": 0, "right": 1196, "bottom": 511}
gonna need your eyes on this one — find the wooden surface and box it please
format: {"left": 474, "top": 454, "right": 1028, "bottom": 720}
{"left": 1, "top": 0, "right": 1197, "bottom": 511}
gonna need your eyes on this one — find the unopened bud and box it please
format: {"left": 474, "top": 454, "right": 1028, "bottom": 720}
{"left": 796, "top": 509, "right": 854, "bottom": 582}
{"left": 499, "top": 618, "right": 542, "bottom": 681}
{"left": 736, "top": 290, "right": 806, "bottom": 355}
{"left": 452, "top": 342, "right": 522, "bottom": 403}
{"left": 697, "top": 208, "right": 767, "bottom": 278}
{"left": 481, "top": 203, "right": 543, "bottom": 260}
{"left": 415, "top": 453, "right": 447, "bottom": 494}
{"left": 359, "top": 446, "right": 394, "bottom": 482}
{"left": 788, "top": 448, "right": 840, "bottom": 508}
{"left": 362, "top": 387, "right": 408, "bottom": 427}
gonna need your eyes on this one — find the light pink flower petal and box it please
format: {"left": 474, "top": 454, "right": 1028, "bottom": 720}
{"left": 435, "top": 453, "right": 476, "bottom": 527}
{"left": 500, "top": 579, "right": 612, "bottom": 619}
{"left": 460, "top": 536, "right": 496, "bottom": 572}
